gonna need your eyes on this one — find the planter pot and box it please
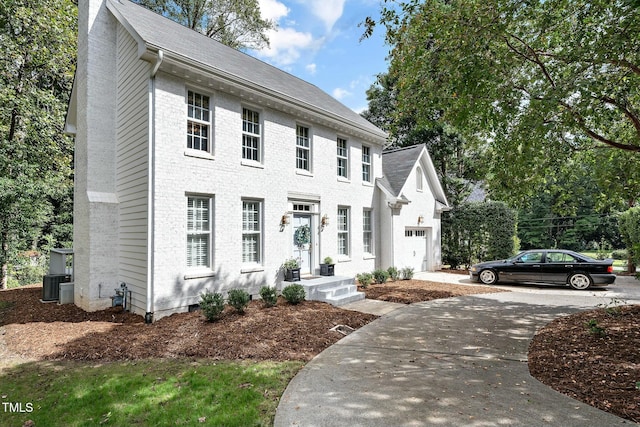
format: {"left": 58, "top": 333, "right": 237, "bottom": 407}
{"left": 285, "top": 268, "right": 301, "bottom": 282}
{"left": 320, "top": 264, "right": 335, "bottom": 276}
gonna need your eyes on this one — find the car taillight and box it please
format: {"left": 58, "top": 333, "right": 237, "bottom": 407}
{"left": 607, "top": 265, "right": 614, "bottom": 273}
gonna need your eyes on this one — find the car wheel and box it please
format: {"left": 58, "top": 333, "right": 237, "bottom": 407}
{"left": 568, "top": 272, "right": 592, "bottom": 290}
{"left": 479, "top": 269, "right": 498, "bottom": 285}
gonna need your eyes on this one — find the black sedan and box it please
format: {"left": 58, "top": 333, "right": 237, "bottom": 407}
{"left": 469, "top": 249, "right": 616, "bottom": 289}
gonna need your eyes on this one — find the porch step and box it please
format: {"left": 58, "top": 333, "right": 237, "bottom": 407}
{"left": 291, "top": 275, "right": 365, "bottom": 307}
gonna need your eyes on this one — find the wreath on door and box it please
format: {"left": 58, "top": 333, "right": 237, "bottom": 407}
{"left": 294, "top": 224, "right": 311, "bottom": 247}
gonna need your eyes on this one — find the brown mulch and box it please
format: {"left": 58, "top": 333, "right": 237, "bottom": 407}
{"left": 528, "top": 305, "right": 640, "bottom": 423}
{"left": 1, "top": 278, "right": 639, "bottom": 423}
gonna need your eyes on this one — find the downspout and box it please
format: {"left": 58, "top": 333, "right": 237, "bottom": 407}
{"left": 146, "top": 50, "right": 163, "bottom": 324}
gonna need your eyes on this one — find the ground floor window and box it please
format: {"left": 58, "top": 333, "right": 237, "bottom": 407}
{"left": 242, "top": 200, "right": 262, "bottom": 264}
{"left": 338, "top": 206, "right": 350, "bottom": 256}
{"left": 363, "top": 209, "right": 373, "bottom": 254}
{"left": 187, "top": 196, "right": 211, "bottom": 267}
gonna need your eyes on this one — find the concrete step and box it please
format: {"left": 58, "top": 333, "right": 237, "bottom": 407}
{"left": 289, "top": 276, "right": 364, "bottom": 307}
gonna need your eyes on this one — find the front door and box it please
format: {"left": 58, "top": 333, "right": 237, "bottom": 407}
{"left": 293, "top": 214, "right": 313, "bottom": 275}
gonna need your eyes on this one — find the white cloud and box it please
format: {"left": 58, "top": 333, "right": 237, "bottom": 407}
{"left": 258, "top": 0, "right": 289, "bottom": 21}
{"left": 258, "top": 27, "right": 315, "bottom": 66}
{"left": 305, "top": 63, "right": 317, "bottom": 74}
{"left": 332, "top": 87, "right": 351, "bottom": 100}
{"left": 309, "top": 0, "right": 346, "bottom": 31}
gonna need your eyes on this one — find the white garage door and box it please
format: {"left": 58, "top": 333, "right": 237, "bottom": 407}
{"left": 405, "top": 228, "right": 430, "bottom": 272}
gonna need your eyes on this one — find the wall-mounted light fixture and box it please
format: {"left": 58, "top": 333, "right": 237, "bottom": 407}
{"left": 417, "top": 215, "right": 424, "bottom": 225}
{"left": 281, "top": 214, "right": 290, "bottom": 227}
{"left": 321, "top": 214, "right": 329, "bottom": 231}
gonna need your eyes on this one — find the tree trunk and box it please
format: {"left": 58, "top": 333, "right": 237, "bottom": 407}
{"left": 1, "top": 229, "right": 8, "bottom": 290}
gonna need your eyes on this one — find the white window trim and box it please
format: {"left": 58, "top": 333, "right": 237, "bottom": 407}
{"left": 242, "top": 107, "right": 262, "bottom": 164}
{"left": 186, "top": 195, "right": 212, "bottom": 270}
{"left": 363, "top": 208, "right": 374, "bottom": 256}
{"left": 242, "top": 199, "right": 263, "bottom": 267}
{"left": 186, "top": 89, "right": 212, "bottom": 154}
{"left": 296, "top": 124, "right": 312, "bottom": 172}
{"left": 337, "top": 206, "right": 350, "bottom": 258}
{"left": 416, "top": 166, "right": 424, "bottom": 192}
{"left": 337, "top": 137, "right": 349, "bottom": 179}
{"left": 362, "top": 145, "right": 372, "bottom": 183}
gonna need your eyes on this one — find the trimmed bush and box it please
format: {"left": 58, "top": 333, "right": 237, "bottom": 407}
{"left": 387, "top": 266, "right": 399, "bottom": 281}
{"left": 227, "top": 289, "right": 250, "bottom": 313}
{"left": 400, "top": 267, "right": 415, "bottom": 280}
{"left": 282, "top": 284, "right": 306, "bottom": 304}
{"left": 200, "top": 291, "right": 225, "bottom": 322}
{"left": 372, "top": 269, "right": 390, "bottom": 284}
{"left": 259, "top": 285, "right": 278, "bottom": 307}
{"left": 356, "top": 272, "right": 374, "bottom": 288}
{"left": 612, "top": 249, "right": 628, "bottom": 260}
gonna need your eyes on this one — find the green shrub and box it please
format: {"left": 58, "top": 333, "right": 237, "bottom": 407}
{"left": 372, "top": 269, "right": 390, "bottom": 284}
{"left": 227, "top": 289, "right": 250, "bottom": 313}
{"left": 387, "top": 266, "right": 399, "bottom": 281}
{"left": 400, "top": 267, "right": 415, "bottom": 280}
{"left": 356, "top": 272, "right": 374, "bottom": 288}
{"left": 200, "top": 291, "right": 225, "bottom": 321}
{"left": 612, "top": 249, "right": 628, "bottom": 260}
{"left": 282, "top": 284, "right": 306, "bottom": 304}
{"left": 259, "top": 285, "right": 278, "bottom": 307}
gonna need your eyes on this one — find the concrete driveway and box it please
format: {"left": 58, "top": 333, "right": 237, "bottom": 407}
{"left": 274, "top": 274, "right": 638, "bottom": 427}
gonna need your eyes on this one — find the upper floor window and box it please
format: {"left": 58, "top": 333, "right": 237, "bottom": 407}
{"left": 242, "top": 108, "right": 261, "bottom": 161}
{"left": 362, "top": 145, "right": 371, "bottom": 182}
{"left": 296, "top": 125, "right": 311, "bottom": 171}
{"left": 187, "top": 91, "right": 210, "bottom": 152}
{"left": 187, "top": 196, "right": 211, "bottom": 268}
{"left": 416, "top": 166, "right": 424, "bottom": 191}
{"left": 337, "top": 137, "right": 348, "bottom": 178}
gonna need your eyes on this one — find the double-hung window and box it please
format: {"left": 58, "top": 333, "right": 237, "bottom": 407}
{"left": 337, "top": 137, "right": 348, "bottom": 178}
{"left": 242, "top": 200, "right": 262, "bottom": 264}
{"left": 187, "top": 91, "right": 210, "bottom": 152}
{"left": 363, "top": 209, "right": 373, "bottom": 255}
{"left": 242, "top": 108, "right": 260, "bottom": 161}
{"left": 296, "top": 125, "right": 311, "bottom": 171}
{"left": 362, "top": 145, "right": 371, "bottom": 182}
{"left": 187, "top": 196, "right": 211, "bottom": 268}
{"left": 337, "top": 207, "right": 350, "bottom": 256}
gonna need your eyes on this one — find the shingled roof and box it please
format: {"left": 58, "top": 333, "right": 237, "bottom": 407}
{"left": 106, "top": 0, "right": 387, "bottom": 142}
{"left": 380, "top": 144, "right": 449, "bottom": 208}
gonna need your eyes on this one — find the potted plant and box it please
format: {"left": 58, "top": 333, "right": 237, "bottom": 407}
{"left": 320, "top": 256, "right": 335, "bottom": 276}
{"left": 283, "top": 258, "right": 301, "bottom": 282}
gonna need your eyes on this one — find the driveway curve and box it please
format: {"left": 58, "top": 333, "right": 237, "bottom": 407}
{"left": 275, "top": 276, "right": 635, "bottom": 427}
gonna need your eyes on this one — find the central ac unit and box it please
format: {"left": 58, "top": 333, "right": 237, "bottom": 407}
{"left": 42, "top": 274, "right": 71, "bottom": 302}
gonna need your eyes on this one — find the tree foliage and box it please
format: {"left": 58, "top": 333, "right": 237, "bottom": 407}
{"left": 366, "top": 0, "right": 640, "bottom": 201}
{"left": 361, "top": 73, "right": 481, "bottom": 207}
{"left": 619, "top": 207, "right": 640, "bottom": 274}
{"left": 442, "top": 201, "right": 517, "bottom": 269}
{"left": 0, "top": 0, "right": 76, "bottom": 288}
{"left": 134, "top": 0, "right": 274, "bottom": 50}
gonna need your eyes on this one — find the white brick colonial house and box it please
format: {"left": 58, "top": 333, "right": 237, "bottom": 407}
{"left": 65, "top": 0, "right": 449, "bottom": 321}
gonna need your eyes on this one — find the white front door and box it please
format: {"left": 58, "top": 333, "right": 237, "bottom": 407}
{"left": 293, "top": 214, "right": 313, "bottom": 275}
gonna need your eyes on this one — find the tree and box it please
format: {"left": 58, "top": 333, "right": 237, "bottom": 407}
{"left": 362, "top": 73, "right": 481, "bottom": 206}
{"left": 0, "top": 0, "right": 76, "bottom": 288}
{"left": 619, "top": 207, "right": 640, "bottom": 274}
{"left": 365, "top": 0, "right": 640, "bottom": 197}
{"left": 134, "top": 0, "right": 274, "bottom": 50}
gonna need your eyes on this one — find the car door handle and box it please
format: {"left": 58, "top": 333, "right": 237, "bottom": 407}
{"left": 533, "top": 264, "right": 541, "bottom": 267}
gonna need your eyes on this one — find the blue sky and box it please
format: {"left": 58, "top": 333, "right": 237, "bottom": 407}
{"left": 250, "top": 0, "right": 390, "bottom": 113}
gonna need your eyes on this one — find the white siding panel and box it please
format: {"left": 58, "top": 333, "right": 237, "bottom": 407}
{"left": 116, "top": 23, "right": 150, "bottom": 315}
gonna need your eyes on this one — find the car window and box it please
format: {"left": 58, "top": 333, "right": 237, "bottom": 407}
{"left": 519, "top": 252, "right": 543, "bottom": 263}
{"left": 546, "top": 252, "right": 579, "bottom": 263}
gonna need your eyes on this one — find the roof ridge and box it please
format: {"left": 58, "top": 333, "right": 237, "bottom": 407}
{"left": 382, "top": 143, "right": 425, "bottom": 155}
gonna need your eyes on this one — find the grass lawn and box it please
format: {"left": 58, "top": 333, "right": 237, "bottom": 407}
{"left": 0, "top": 359, "right": 303, "bottom": 427}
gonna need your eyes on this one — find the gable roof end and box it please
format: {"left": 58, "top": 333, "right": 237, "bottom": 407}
{"left": 105, "top": 0, "right": 387, "bottom": 144}
{"left": 380, "top": 144, "right": 450, "bottom": 210}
